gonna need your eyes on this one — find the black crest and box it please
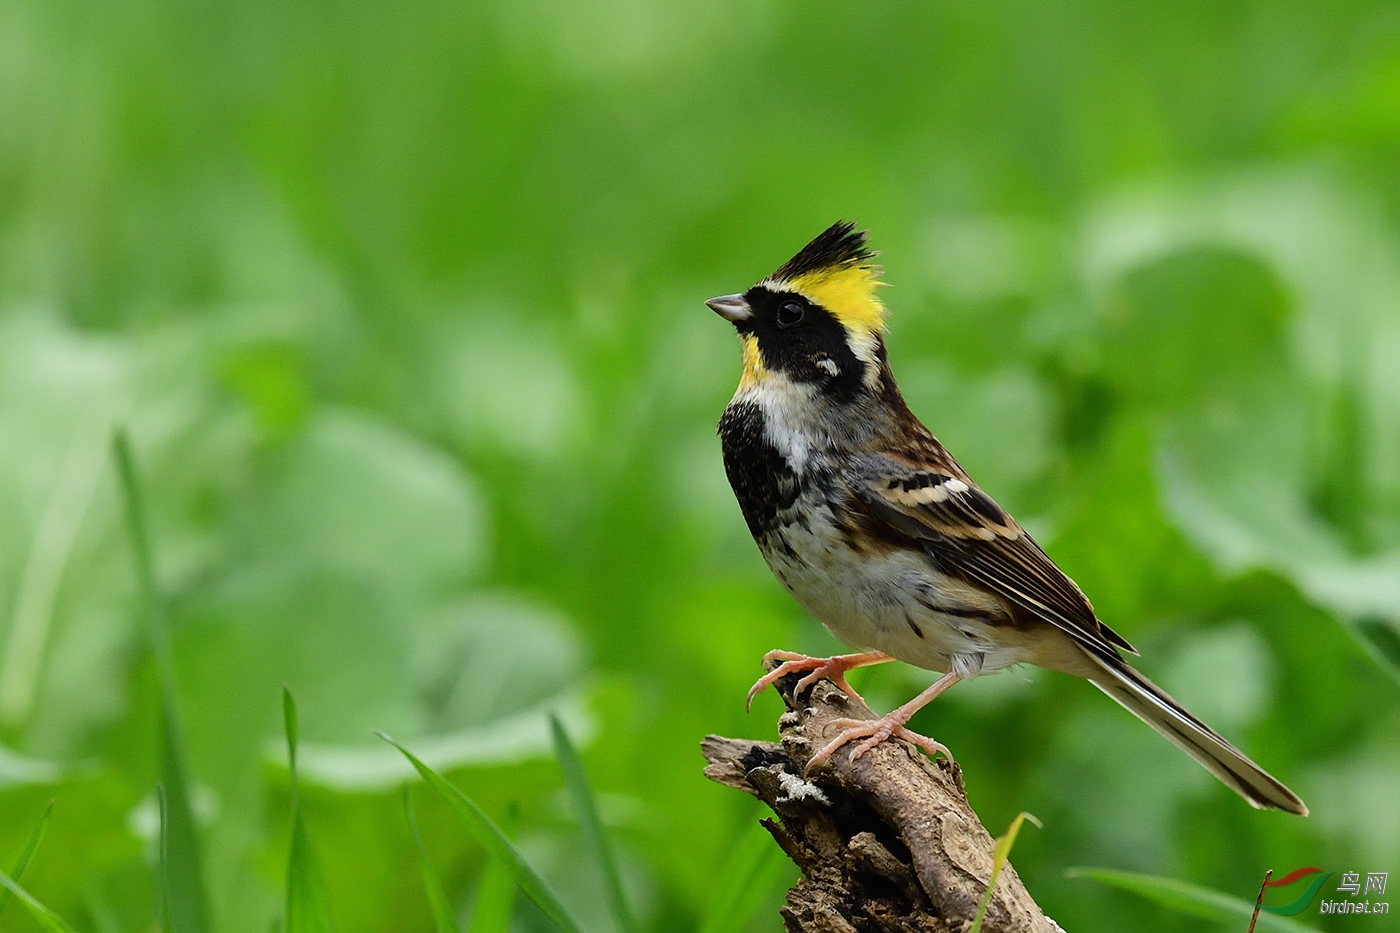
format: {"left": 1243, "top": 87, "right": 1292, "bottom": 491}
{"left": 768, "top": 221, "right": 877, "bottom": 282}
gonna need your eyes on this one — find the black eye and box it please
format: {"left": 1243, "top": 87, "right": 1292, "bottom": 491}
{"left": 776, "top": 301, "right": 805, "bottom": 328}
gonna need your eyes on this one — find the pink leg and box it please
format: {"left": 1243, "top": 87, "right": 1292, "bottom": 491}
{"left": 746, "top": 649, "right": 894, "bottom": 711}
{"left": 808, "top": 671, "right": 962, "bottom": 771}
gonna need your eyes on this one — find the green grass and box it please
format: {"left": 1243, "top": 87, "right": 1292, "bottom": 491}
{"left": 465, "top": 850, "right": 518, "bottom": 933}
{"left": 0, "top": 865, "right": 81, "bottom": 933}
{"left": 549, "top": 714, "right": 635, "bottom": 933}
{"left": 284, "top": 689, "right": 337, "bottom": 933}
{"left": 114, "top": 432, "right": 211, "bottom": 933}
{"left": 403, "top": 787, "right": 460, "bottom": 933}
{"left": 969, "top": 812, "right": 1040, "bottom": 933}
{"left": 0, "top": 801, "right": 53, "bottom": 924}
{"left": 379, "top": 732, "right": 585, "bottom": 933}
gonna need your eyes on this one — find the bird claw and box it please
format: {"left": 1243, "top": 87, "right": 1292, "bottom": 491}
{"left": 746, "top": 651, "right": 871, "bottom": 711}
{"left": 806, "top": 714, "right": 954, "bottom": 773}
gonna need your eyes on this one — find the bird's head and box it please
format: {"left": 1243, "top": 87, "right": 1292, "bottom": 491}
{"left": 708, "top": 221, "right": 888, "bottom": 401}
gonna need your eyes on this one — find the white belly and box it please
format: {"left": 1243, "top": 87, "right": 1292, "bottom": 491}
{"left": 763, "top": 503, "right": 1031, "bottom": 679}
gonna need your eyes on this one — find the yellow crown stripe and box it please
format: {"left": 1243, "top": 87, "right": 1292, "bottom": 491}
{"left": 782, "top": 264, "right": 887, "bottom": 335}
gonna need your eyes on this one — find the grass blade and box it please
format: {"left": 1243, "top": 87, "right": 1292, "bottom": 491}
{"left": 287, "top": 820, "right": 335, "bottom": 933}
{"left": 376, "top": 731, "right": 584, "bottom": 933}
{"left": 969, "top": 812, "right": 1040, "bottom": 933}
{"left": 404, "top": 787, "right": 461, "bottom": 933}
{"left": 114, "top": 430, "right": 210, "bottom": 933}
{"left": 0, "top": 795, "right": 52, "bottom": 918}
{"left": 548, "top": 714, "right": 634, "bottom": 933}
{"left": 467, "top": 854, "right": 518, "bottom": 933}
{"left": 468, "top": 802, "right": 520, "bottom": 933}
{"left": 156, "top": 722, "right": 208, "bottom": 933}
{"left": 285, "top": 689, "right": 336, "bottom": 933}
{"left": 157, "top": 783, "right": 170, "bottom": 926}
{"left": 1349, "top": 618, "right": 1400, "bottom": 692}
{"left": 0, "top": 800, "right": 53, "bottom": 922}
{"left": 1068, "top": 867, "right": 1321, "bottom": 932}
{"left": 0, "top": 865, "right": 81, "bottom": 933}
{"left": 697, "top": 818, "right": 792, "bottom": 933}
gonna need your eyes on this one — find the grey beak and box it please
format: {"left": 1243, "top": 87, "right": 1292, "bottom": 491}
{"left": 706, "top": 294, "right": 752, "bottom": 323}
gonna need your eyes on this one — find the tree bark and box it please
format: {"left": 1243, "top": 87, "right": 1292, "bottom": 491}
{"left": 702, "top": 665, "right": 1063, "bottom": 933}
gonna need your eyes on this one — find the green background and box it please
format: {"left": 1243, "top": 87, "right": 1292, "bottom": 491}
{"left": 2, "top": 0, "right": 1399, "bottom": 930}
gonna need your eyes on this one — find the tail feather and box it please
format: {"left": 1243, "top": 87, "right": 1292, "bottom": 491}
{"left": 1086, "top": 657, "right": 1307, "bottom": 815}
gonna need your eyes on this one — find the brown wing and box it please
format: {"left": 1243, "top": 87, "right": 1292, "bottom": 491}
{"left": 849, "top": 452, "right": 1135, "bottom": 663}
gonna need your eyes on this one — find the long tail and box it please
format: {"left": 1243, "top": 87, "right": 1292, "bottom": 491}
{"left": 1086, "top": 656, "right": 1308, "bottom": 815}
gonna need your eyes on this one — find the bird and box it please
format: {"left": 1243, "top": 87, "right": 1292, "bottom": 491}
{"left": 707, "top": 220, "right": 1307, "bottom": 815}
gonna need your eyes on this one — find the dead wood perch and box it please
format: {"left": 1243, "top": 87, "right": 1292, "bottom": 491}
{"left": 702, "top": 665, "right": 1063, "bottom": 933}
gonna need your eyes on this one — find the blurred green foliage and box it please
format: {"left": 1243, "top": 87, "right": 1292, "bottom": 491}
{"left": 1, "top": 0, "right": 1399, "bottom": 930}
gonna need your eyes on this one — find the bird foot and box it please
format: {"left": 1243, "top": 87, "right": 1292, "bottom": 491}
{"left": 746, "top": 650, "right": 889, "bottom": 711}
{"left": 807, "top": 714, "right": 954, "bottom": 772}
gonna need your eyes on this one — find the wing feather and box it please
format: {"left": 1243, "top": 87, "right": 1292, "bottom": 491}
{"left": 851, "top": 455, "right": 1135, "bottom": 660}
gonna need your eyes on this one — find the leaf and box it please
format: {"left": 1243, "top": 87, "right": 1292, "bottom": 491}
{"left": 1068, "top": 867, "right": 1321, "bottom": 932}
{"left": 0, "top": 864, "right": 81, "bottom": 933}
{"left": 404, "top": 787, "right": 460, "bottom": 933}
{"left": 1349, "top": 618, "right": 1400, "bottom": 690}
{"left": 279, "top": 693, "right": 594, "bottom": 792}
{"left": 1160, "top": 444, "right": 1400, "bottom": 689}
{"left": 252, "top": 410, "right": 485, "bottom": 587}
{"left": 969, "top": 812, "right": 1040, "bottom": 933}
{"left": 114, "top": 430, "right": 211, "bottom": 933}
{"left": 549, "top": 714, "right": 635, "bottom": 933}
{"left": 0, "top": 800, "right": 52, "bottom": 922}
{"left": 376, "top": 731, "right": 584, "bottom": 933}
{"left": 0, "top": 747, "right": 64, "bottom": 792}
{"left": 697, "top": 818, "right": 792, "bottom": 933}
{"left": 285, "top": 689, "right": 336, "bottom": 933}
{"left": 262, "top": 597, "right": 592, "bottom": 794}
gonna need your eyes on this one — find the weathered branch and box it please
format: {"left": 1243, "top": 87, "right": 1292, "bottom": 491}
{"left": 702, "top": 666, "right": 1063, "bottom": 933}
